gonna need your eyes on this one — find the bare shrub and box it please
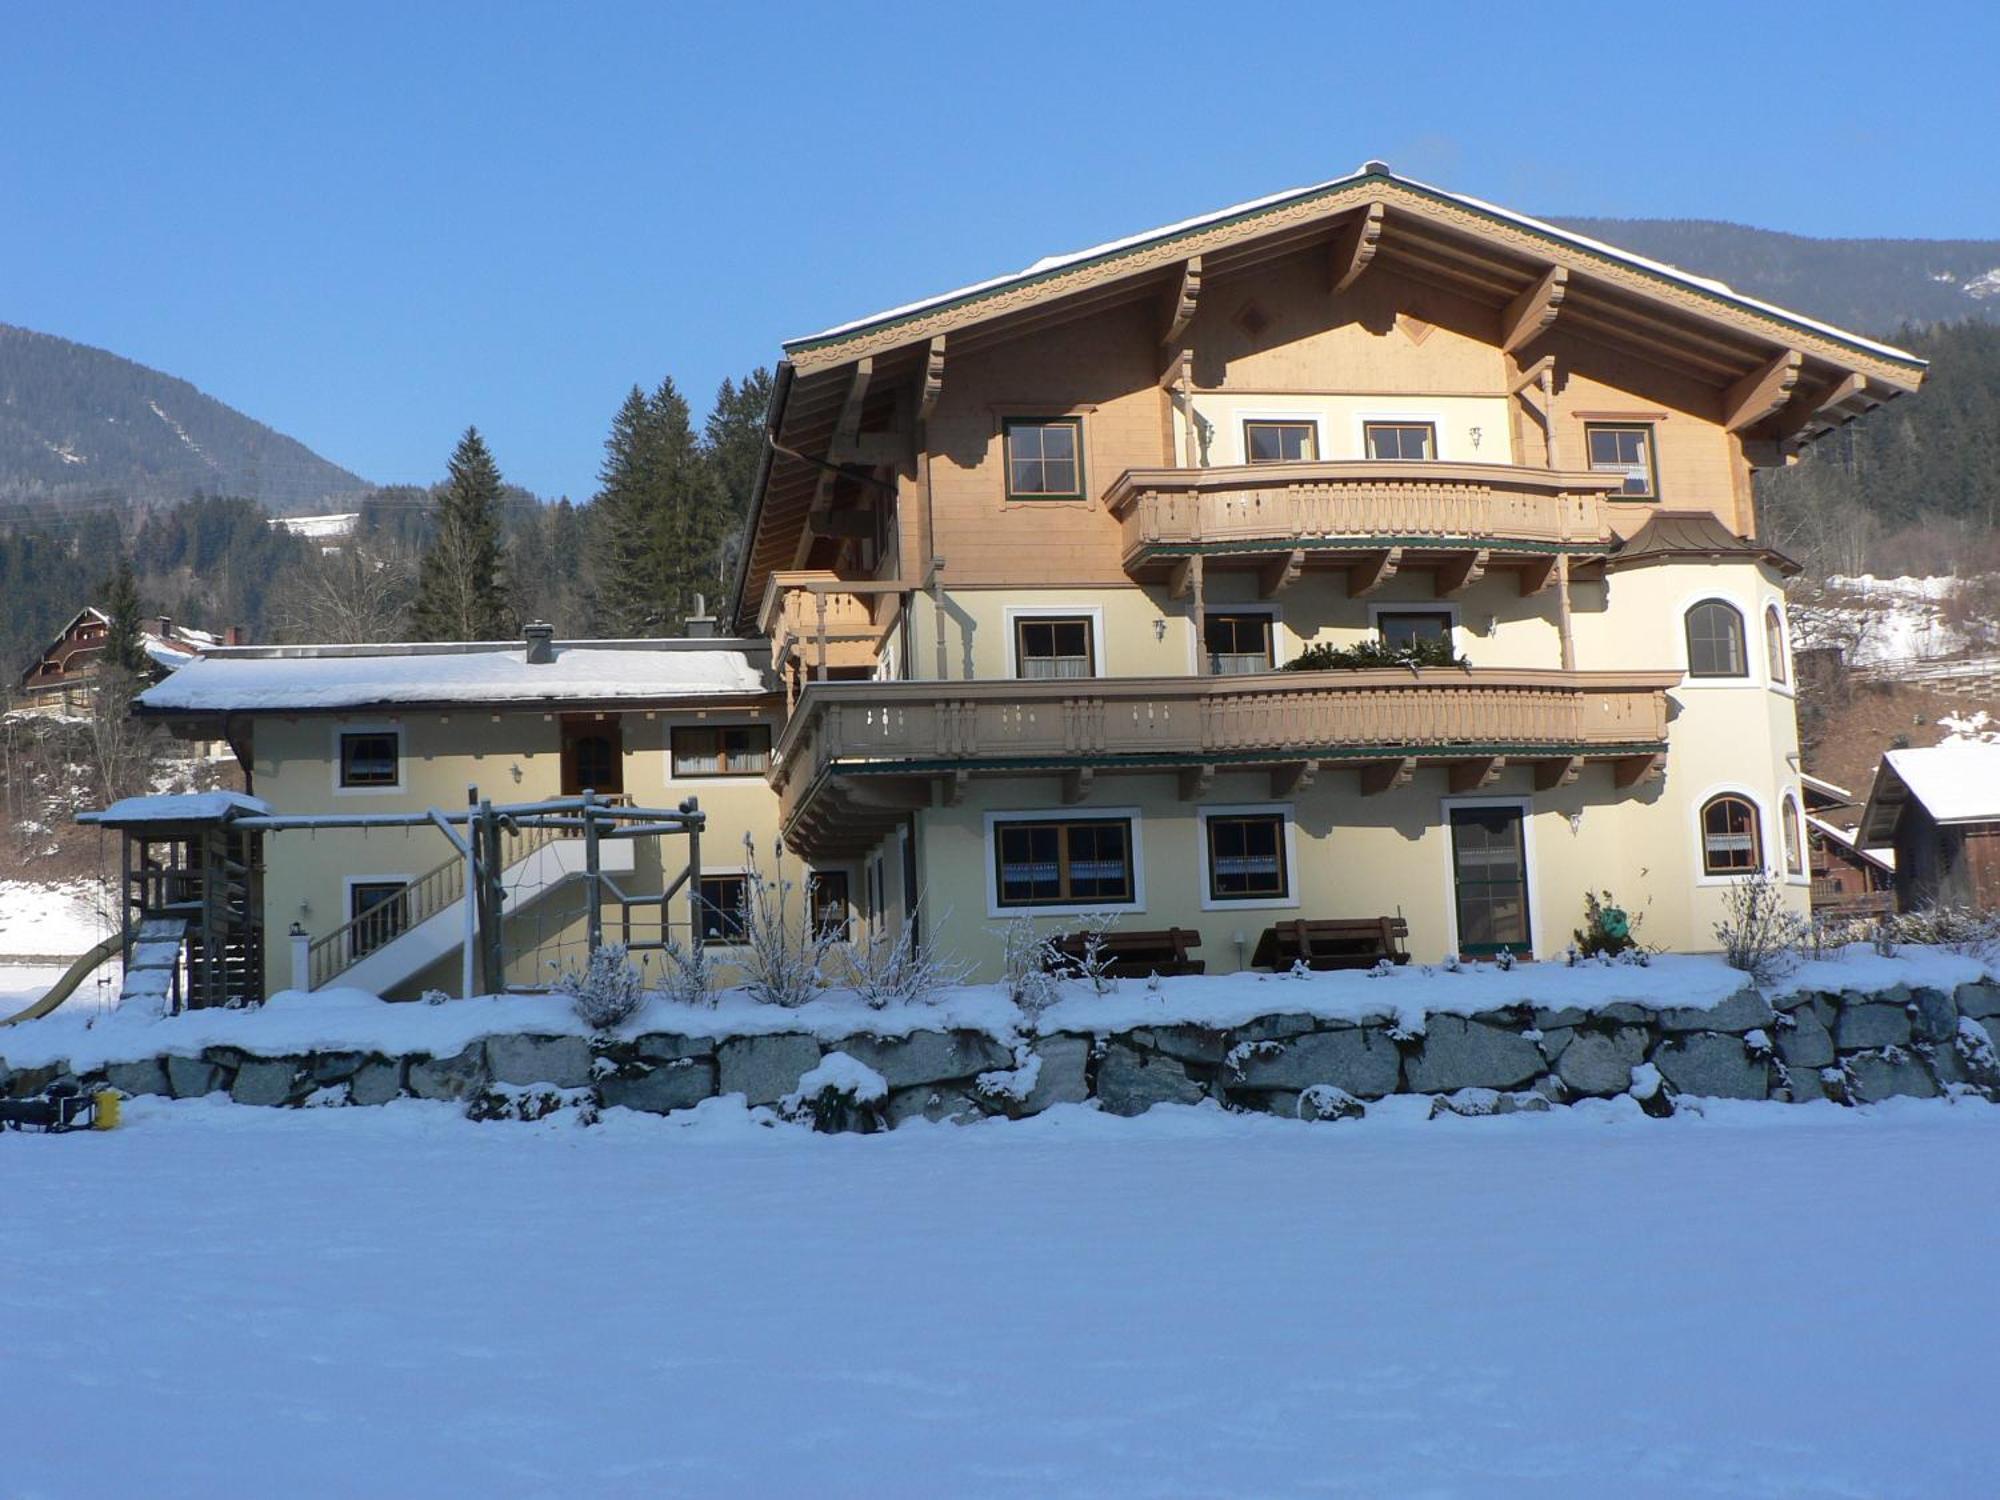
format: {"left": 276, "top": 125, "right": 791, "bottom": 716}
{"left": 1884, "top": 907, "right": 2000, "bottom": 963}
{"left": 994, "top": 915, "right": 1064, "bottom": 1017}
{"left": 736, "top": 835, "right": 835, "bottom": 1008}
{"left": 1713, "top": 873, "right": 1809, "bottom": 984}
{"left": 555, "top": 942, "right": 646, "bottom": 1030}
{"left": 656, "top": 937, "right": 718, "bottom": 1008}
{"left": 1057, "top": 912, "right": 1121, "bottom": 996}
{"left": 844, "top": 912, "right": 968, "bottom": 1009}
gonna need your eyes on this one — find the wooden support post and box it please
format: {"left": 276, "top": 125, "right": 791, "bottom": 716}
{"left": 684, "top": 796, "right": 703, "bottom": 951}
{"left": 462, "top": 786, "right": 479, "bottom": 999}
{"left": 478, "top": 797, "right": 504, "bottom": 994}
{"left": 582, "top": 788, "right": 603, "bottom": 956}
{"left": 1189, "top": 554, "right": 1207, "bottom": 673}
{"left": 1556, "top": 554, "right": 1576, "bottom": 671}
{"left": 814, "top": 589, "right": 829, "bottom": 683}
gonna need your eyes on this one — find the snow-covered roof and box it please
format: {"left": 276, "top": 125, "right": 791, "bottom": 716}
{"left": 787, "top": 162, "right": 1926, "bottom": 369}
{"left": 1801, "top": 772, "right": 1854, "bottom": 806}
{"left": 1860, "top": 737, "right": 2000, "bottom": 841}
{"left": 136, "top": 639, "right": 772, "bottom": 715}
{"left": 80, "top": 791, "right": 271, "bottom": 826}
{"left": 1805, "top": 814, "right": 1895, "bottom": 872}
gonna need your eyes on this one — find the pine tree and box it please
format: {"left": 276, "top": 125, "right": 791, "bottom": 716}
{"left": 703, "top": 367, "right": 774, "bottom": 594}
{"left": 99, "top": 556, "right": 148, "bottom": 674}
{"left": 586, "top": 388, "right": 659, "bottom": 636}
{"left": 410, "top": 427, "right": 513, "bottom": 641}
{"left": 585, "top": 378, "right": 719, "bottom": 635}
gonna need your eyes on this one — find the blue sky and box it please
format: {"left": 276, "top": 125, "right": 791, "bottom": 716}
{"left": 4, "top": 1, "right": 1995, "bottom": 502}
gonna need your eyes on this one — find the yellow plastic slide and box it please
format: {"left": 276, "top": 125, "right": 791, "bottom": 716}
{"left": 0, "top": 934, "right": 123, "bottom": 1027}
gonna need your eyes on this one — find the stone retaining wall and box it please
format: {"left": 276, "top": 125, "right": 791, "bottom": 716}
{"left": 8, "top": 980, "right": 2000, "bottom": 1127}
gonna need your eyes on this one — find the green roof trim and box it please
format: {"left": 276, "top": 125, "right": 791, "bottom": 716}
{"left": 783, "top": 172, "right": 1925, "bottom": 375}
{"left": 823, "top": 741, "right": 1669, "bottom": 779}
{"left": 1134, "top": 536, "right": 1606, "bottom": 562}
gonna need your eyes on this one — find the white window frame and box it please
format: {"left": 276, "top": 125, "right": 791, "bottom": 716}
{"left": 331, "top": 721, "right": 405, "bottom": 797}
{"left": 1762, "top": 594, "right": 1794, "bottom": 697}
{"left": 1003, "top": 604, "right": 1107, "bottom": 679}
{"left": 1356, "top": 411, "right": 1446, "bottom": 462}
{"left": 983, "top": 805, "right": 1145, "bottom": 919}
{"left": 1438, "top": 795, "right": 1540, "bottom": 958}
{"left": 1692, "top": 782, "right": 1775, "bottom": 886}
{"left": 342, "top": 873, "right": 414, "bottom": 959}
{"left": 1781, "top": 789, "right": 1809, "bottom": 886}
{"left": 1368, "top": 602, "right": 1463, "bottom": 656}
{"left": 1673, "top": 588, "right": 1760, "bottom": 691}
{"left": 1191, "top": 602, "right": 1284, "bottom": 674}
{"left": 1235, "top": 410, "right": 1323, "bottom": 466}
{"left": 1196, "top": 802, "right": 1300, "bottom": 912}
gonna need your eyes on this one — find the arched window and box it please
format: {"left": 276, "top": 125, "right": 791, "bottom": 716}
{"left": 1702, "top": 794, "right": 1763, "bottom": 876}
{"left": 1781, "top": 794, "right": 1803, "bottom": 876}
{"left": 1765, "top": 604, "right": 1788, "bottom": 684}
{"left": 1686, "top": 600, "right": 1747, "bottom": 678}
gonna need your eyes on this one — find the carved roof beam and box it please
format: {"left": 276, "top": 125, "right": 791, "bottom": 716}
{"left": 1723, "top": 348, "right": 1804, "bottom": 433}
{"left": 1329, "top": 202, "right": 1385, "bottom": 293}
{"left": 1358, "top": 757, "right": 1416, "bottom": 797}
{"left": 1162, "top": 256, "right": 1202, "bottom": 344}
{"left": 1348, "top": 547, "right": 1402, "bottom": 597}
{"left": 1434, "top": 549, "right": 1489, "bottom": 598}
{"left": 1500, "top": 265, "right": 1568, "bottom": 353}
{"left": 1258, "top": 548, "right": 1305, "bottom": 599}
{"left": 1448, "top": 756, "right": 1507, "bottom": 794}
{"left": 916, "top": 336, "right": 945, "bottom": 426}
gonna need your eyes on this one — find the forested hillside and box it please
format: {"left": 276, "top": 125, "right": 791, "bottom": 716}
{"left": 1551, "top": 218, "right": 2000, "bottom": 334}
{"left": 0, "top": 322, "right": 367, "bottom": 512}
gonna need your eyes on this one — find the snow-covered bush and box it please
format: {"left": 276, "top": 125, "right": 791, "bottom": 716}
{"left": 1493, "top": 947, "right": 1517, "bottom": 972}
{"left": 1796, "top": 912, "right": 1862, "bottom": 961}
{"left": 1059, "top": 912, "right": 1121, "bottom": 996}
{"left": 420, "top": 988, "right": 450, "bottom": 1007}
{"left": 779, "top": 1051, "right": 887, "bottom": 1133}
{"left": 843, "top": 912, "right": 967, "bottom": 1009}
{"left": 554, "top": 943, "right": 647, "bottom": 1030}
{"left": 995, "top": 915, "right": 1063, "bottom": 1017}
{"left": 1298, "top": 1084, "right": 1364, "bottom": 1122}
{"left": 736, "top": 835, "right": 835, "bottom": 1009}
{"left": 1713, "top": 873, "right": 1807, "bottom": 984}
{"left": 656, "top": 937, "right": 718, "bottom": 1008}
{"left": 1885, "top": 906, "right": 2000, "bottom": 962}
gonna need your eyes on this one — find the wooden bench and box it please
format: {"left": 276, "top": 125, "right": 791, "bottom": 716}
{"left": 1051, "top": 927, "right": 1205, "bottom": 978}
{"left": 1251, "top": 917, "right": 1410, "bottom": 972}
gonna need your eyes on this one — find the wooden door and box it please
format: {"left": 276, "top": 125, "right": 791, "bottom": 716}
{"left": 560, "top": 716, "right": 623, "bottom": 796}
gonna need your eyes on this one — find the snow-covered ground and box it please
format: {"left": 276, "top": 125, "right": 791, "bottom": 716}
{"left": 1814, "top": 573, "right": 1994, "bottom": 665}
{"left": 0, "top": 878, "right": 116, "bottom": 959}
{"left": 5, "top": 1096, "right": 1996, "bottom": 1496}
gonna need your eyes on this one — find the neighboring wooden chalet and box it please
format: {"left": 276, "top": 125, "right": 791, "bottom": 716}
{"left": 1799, "top": 773, "right": 1895, "bottom": 918}
{"left": 14, "top": 608, "right": 240, "bottom": 716}
{"left": 1858, "top": 740, "right": 2000, "bottom": 912}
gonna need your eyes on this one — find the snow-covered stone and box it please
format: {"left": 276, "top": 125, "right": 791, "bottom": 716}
{"left": 1402, "top": 1016, "right": 1542, "bottom": 1092}
{"left": 1836, "top": 1004, "right": 1911, "bottom": 1051}
{"left": 1227, "top": 1026, "right": 1401, "bottom": 1097}
{"left": 1777, "top": 1011, "right": 1835, "bottom": 1070}
{"left": 1096, "top": 1043, "right": 1203, "bottom": 1115}
{"left": 885, "top": 1083, "right": 985, "bottom": 1127}
{"left": 406, "top": 1045, "right": 488, "bottom": 1101}
{"left": 1653, "top": 1033, "right": 1768, "bottom": 1100}
{"left": 1020, "top": 1036, "right": 1090, "bottom": 1114}
{"left": 485, "top": 1034, "right": 593, "bottom": 1090}
{"left": 835, "top": 1029, "right": 1014, "bottom": 1088}
{"left": 600, "top": 1059, "right": 717, "bottom": 1115}
{"left": 231, "top": 1058, "right": 302, "bottom": 1107}
{"left": 634, "top": 1032, "right": 713, "bottom": 1063}
{"left": 104, "top": 1058, "right": 168, "bottom": 1097}
{"left": 1555, "top": 1028, "right": 1650, "bottom": 1097}
{"left": 1954, "top": 982, "right": 2000, "bottom": 1021}
{"left": 1659, "top": 988, "right": 1772, "bottom": 1034}
{"left": 164, "top": 1055, "right": 224, "bottom": 1098}
{"left": 1908, "top": 988, "right": 1957, "bottom": 1044}
{"left": 348, "top": 1058, "right": 404, "bottom": 1106}
{"left": 716, "top": 1033, "right": 821, "bottom": 1106}
{"left": 1846, "top": 1050, "right": 1937, "bottom": 1102}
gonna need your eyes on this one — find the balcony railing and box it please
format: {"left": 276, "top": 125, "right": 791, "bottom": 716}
{"left": 758, "top": 569, "right": 893, "bottom": 681}
{"left": 774, "top": 667, "right": 1678, "bottom": 848}
{"left": 1104, "top": 460, "right": 1622, "bottom": 572}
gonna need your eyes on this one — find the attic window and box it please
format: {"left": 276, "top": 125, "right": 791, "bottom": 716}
{"left": 1586, "top": 423, "right": 1658, "bottom": 499}
{"left": 1002, "top": 417, "right": 1084, "bottom": 500}
{"left": 339, "top": 731, "right": 400, "bottom": 789}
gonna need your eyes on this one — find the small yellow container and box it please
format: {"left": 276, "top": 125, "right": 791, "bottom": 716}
{"left": 93, "top": 1091, "right": 121, "bottom": 1130}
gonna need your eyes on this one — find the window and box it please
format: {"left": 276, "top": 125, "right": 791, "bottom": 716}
{"left": 1782, "top": 795, "right": 1803, "bottom": 877}
{"left": 1205, "top": 813, "right": 1289, "bottom": 901}
{"left": 339, "top": 731, "right": 400, "bottom": 788}
{"left": 1364, "top": 422, "right": 1436, "bottom": 461}
{"left": 808, "top": 870, "right": 851, "bottom": 944}
{"left": 1204, "top": 612, "right": 1274, "bottom": 674}
{"left": 697, "top": 875, "right": 749, "bottom": 943}
{"left": 994, "top": 818, "right": 1134, "bottom": 908}
{"left": 1377, "top": 609, "right": 1454, "bottom": 650}
{"left": 1701, "top": 794, "right": 1763, "bottom": 876}
{"left": 671, "top": 724, "right": 771, "bottom": 776}
{"left": 1243, "top": 420, "right": 1317, "bottom": 464}
{"left": 1586, "top": 423, "right": 1658, "bottom": 498}
{"left": 1685, "top": 600, "right": 1747, "bottom": 679}
{"left": 1003, "top": 417, "right": 1083, "bottom": 500}
{"left": 1014, "top": 616, "right": 1094, "bottom": 679}
{"left": 1450, "top": 806, "right": 1532, "bottom": 955}
{"left": 1765, "top": 604, "right": 1788, "bottom": 684}
{"left": 348, "top": 881, "right": 408, "bottom": 960}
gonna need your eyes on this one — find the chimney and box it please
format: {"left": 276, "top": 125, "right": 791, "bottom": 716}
{"left": 684, "top": 592, "right": 716, "bottom": 639}
{"left": 157, "top": 615, "right": 174, "bottom": 639}
{"left": 523, "top": 621, "right": 556, "bottom": 664}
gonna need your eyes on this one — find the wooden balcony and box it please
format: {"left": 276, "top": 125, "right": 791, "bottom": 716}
{"left": 758, "top": 570, "right": 892, "bottom": 681}
{"left": 1104, "top": 460, "right": 1624, "bottom": 597}
{"left": 774, "top": 667, "right": 1677, "bottom": 856}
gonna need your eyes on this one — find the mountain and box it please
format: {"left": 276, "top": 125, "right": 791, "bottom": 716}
{"left": 0, "top": 323, "right": 367, "bottom": 513}
{"left": 1548, "top": 219, "right": 2000, "bottom": 338}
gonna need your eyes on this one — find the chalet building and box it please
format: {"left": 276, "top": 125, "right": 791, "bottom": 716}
{"left": 1800, "top": 773, "right": 1895, "bottom": 919}
{"left": 1858, "top": 740, "right": 2000, "bottom": 912}
{"left": 14, "top": 608, "right": 237, "bottom": 717}
{"left": 137, "top": 630, "right": 791, "bottom": 1000}
{"left": 730, "top": 162, "right": 1923, "bottom": 975}
{"left": 126, "top": 162, "right": 1928, "bottom": 999}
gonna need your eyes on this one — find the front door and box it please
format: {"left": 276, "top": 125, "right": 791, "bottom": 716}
{"left": 560, "top": 716, "right": 624, "bottom": 796}
{"left": 1450, "top": 806, "right": 1531, "bottom": 956}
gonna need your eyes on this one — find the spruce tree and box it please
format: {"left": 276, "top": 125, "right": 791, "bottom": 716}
{"left": 99, "top": 557, "right": 149, "bottom": 674}
{"left": 703, "top": 368, "right": 774, "bottom": 593}
{"left": 586, "top": 387, "right": 659, "bottom": 635}
{"left": 411, "top": 427, "right": 514, "bottom": 641}
{"left": 585, "top": 378, "right": 719, "bottom": 635}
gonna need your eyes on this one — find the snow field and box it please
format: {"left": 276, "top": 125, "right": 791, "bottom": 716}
{"left": 4, "top": 1095, "right": 1996, "bottom": 1497}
